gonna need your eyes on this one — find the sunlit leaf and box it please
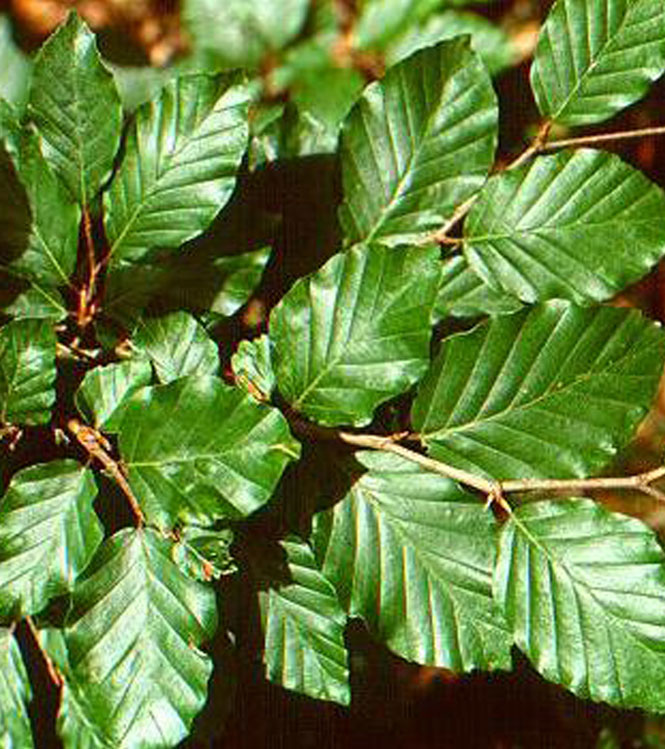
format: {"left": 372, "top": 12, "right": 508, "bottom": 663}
{"left": 412, "top": 301, "right": 665, "bottom": 480}
{"left": 496, "top": 499, "right": 665, "bottom": 710}
{"left": 28, "top": 12, "right": 122, "bottom": 204}
{"left": 464, "top": 149, "right": 665, "bottom": 304}
{"left": 231, "top": 335, "right": 276, "bottom": 402}
{"left": 0, "top": 16, "right": 31, "bottom": 113}
{"left": 271, "top": 243, "right": 439, "bottom": 427}
{"left": 0, "top": 628, "right": 33, "bottom": 748}
{"left": 339, "top": 37, "right": 498, "bottom": 247}
{"left": 312, "top": 452, "right": 512, "bottom": 671}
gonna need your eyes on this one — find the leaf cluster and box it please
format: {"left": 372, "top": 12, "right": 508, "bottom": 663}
{"left": 1, "top": 1, "right": 665, "bottom": 746}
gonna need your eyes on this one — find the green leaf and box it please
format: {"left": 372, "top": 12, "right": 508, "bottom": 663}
{"left": 531, "top": 0, "right": 665, "bottom": 125}
{"left": 8, "top": 129, "right": 81, "bottom": 288}
{"left": 386, "top": 11, "right": 518, "bottom": 75}
{"left": 0, "top": 16, "right": 32, "bottom": 113}
{"left": 0, "top": 276, "right": 67, "bottom": 321}
{"left": 0, "top": 628, "right": 33, "bottom": 747}
{"left": 312, "top": 452, "right": 512, "bottom": 671}
{"left": 184, "top": 0, "right": 309, "bottom": 69}
{"left": 115, "top": 375, "right": 301, "bottom": 527}
{"left": 255, "top": 537, "right": 350, "bottom": 705}
{"left": 434, "top": 255, "right": 523, "bottom": 321}
{"left": 28, "top": 12, "right": 122, "bottom": 205}
{"left": 412, "top": 301, "right": 665, "bottom": 480}
{"left": 231, "top": 335, "right": 276, "bottom": 402}
{"left": 271, "top": 243, "right": 439, "bottom": 427}
{"left": 104, "top": 74, "right": 249, "bottom": 264}
{"left": 496, "top": 499, "right": 665, "bottom": 711}
{"left": 0, "top": 318, "right": 57, "bottom": 425}
{"left": 464, "top": 149, "right": 665, "bottom": 304}
{"left": 75, "top": 357, "right": 152, "bottom": 429}
{"left": 354, "top": 0, "right": 442, "bottom": 49}
{"left": 339, "top": 37, "right": 498, "bottom": 247}
{"left": 64, "top": 527, "right": 217, "bottom": 749}
{"left": 171, "top": 527, "right": 236, "bottom": 582}
{"left": 0, "top": 461, "right": 102, "bottom": 619}
{"left": 133, "top": 311, "right": 219, "bottom": 384}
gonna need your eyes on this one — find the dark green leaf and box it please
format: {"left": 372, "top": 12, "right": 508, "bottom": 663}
{"left": 0, "top": 16, "right": 31, "bottom": 113}
{"left": 496, "top": 499, "right": 665, "bottom": 710}
{"left": 312, "top": 452, "right": 512, "bottom": 671}
{"left": 339, "top": 37, "right": 498, "bottom": 247}
{"left": 0, "top": 318, "right": 56, "bottom": 425}
{"left": 412, "top": 302, "right": 665, "bottom": 480}
{"left": 75, "top": 357, "right": 152, "bottom": 429}
{"left": 271, "top": 243, "right": 439, "bottom": 427}
{"left": 28, "top": 12, "right": 122, "bottom": 204}
{"left": 256, "top": 537, "right": 350, "bottom": 705}
{"left": 464, "top": 149, "right": 665, "bottom": 304}
{"left": 104, "top": 74, "right": 250, "bottom": 264}
{"left": 133, "top": 312, "right": 219, "bottom": 384}
{"left": 184, "top": 0, "right": 309, "bottom": 69}
{"left": 434, "top": 255, "right": 523, "bottom": 321}
{"left": 0, "top": 628, "right": 33, "bottom": 747}
{"left": 0, "top": 461, "right": 102, "bottom": 619}
{"left": 232, "top": 335, "right": 276, "bottom": 402}
{"left": 64, "top": 528, "right": 217, "bottom": 748}
{"left": 115, "top": 375, "right": 301, "bottom": 527}
{"left": 386, "top": 11, "right": 517, "bottom": 75}
{"left": 531, "top": 0, "right": 665, "bottom": 125}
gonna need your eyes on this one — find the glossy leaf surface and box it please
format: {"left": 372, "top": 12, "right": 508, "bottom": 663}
{"left": 104, "top": 74, "right": 249, "bottom": 263}
{"left": 0, "top": 318, "right": 56, "bottom": 425}
{"left": 313, "top": 452, "right": 512, "bottom": 671}
{"left": 496, "top": 499, "right": 665, "bottom": 710}
{"left": 232, "top": 335, "right": 276, "bottom": 402}
{"left": 133, "top": 311, "right": 219, "bottom": 384}
{"left": 75, "top": 357, "right": 152, "bottom": 429}
{"left": 271, "top": 243, "right": 439, "bottom": 427}
{"left": 28, "top": 12, "right": 122, "bottom": 204}
{"left": 0, "top": 629, "right": 33, "bottom": 747}
{"left": 339, "top": 38, "right": 498, "bottom": 247}
{"left": 64, "top": 528, "right": 217, "bottom": 748}
{"left": 116, "top": 376, "right": 301, "bottom": 527}
{"left": 412, "top": 302, "right": 665, "bottom": 480}
{"left": 0, "top": 461, "right": 102, "bottom": 619}
{"left": 464, "top": 149, "right": 665, "bottom": 304}
{"left": 531, "top": 0, "right": 665, "bottom": 125}
{"left": 257, "top": 538, "right": 350, "bottom": 705}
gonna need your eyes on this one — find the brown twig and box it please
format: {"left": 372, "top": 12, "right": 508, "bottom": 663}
{"left": 67, "top": 418, "right": 145, "bottom": 525}
{"left": 25, "top": 616, "right": 63, "bottom": 687}
{"left": 541, "top": 125, "right": 665, "bottom": 153}
{"left": 339, "top": 431, "right": 665, "bottom": 506}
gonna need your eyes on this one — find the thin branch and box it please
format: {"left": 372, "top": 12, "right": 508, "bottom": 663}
{"left": 25, "top": 616, "right": 63, "bottom": 687}
{"left": 340, "top": 431, "right": 665, "bottom": 504}
{"left": 542, "top": 125, "right": 665, "bottom": 153}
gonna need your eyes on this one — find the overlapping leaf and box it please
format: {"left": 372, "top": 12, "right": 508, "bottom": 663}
{"left": 353, "top": 0, "right": 441, "bottom": 49}
{"left": 133, "top": 312, "right": 219, "bottom": 384}
{"left": 104, "top": 74, "right": 250, "bottom": 263}
{"left": 434, "top": 255, "right": 523, "bottom": 321}
{"left": 184, "top": 0, "right": 309, "bottom": 68}
{"left": 115, "top": 375, "right": 301, "bottom": 527}
{"left": 270, "top": 243, "right": 439, "bottom": 427}
{"left": 0, "top": 16, "right": 31, "bottom": 113}
{"left": 0, "top": 318, "right": 57, "bottom": 425}
{"left": 75, "top": 357, "right": 152, "bottom": 429}
{"left": 464, "top": 149, "right": 665, "bottom": 304}
{"left": 531, "top": 0, "right": 665, "bottom": 125}
{"left": 0, "top": 461, "right": 102, "bottom": 619}
{"left": 0, "top": 629, "right": 33, "bottom": 747}
{"left": 496, "top": 499, "right": 665, "bottom": 710}
{"left": 28, "top": 12, "right": 122, "bottom": 204}
{"left": 338, "top": 37, "right": 498, "bottom": 247}
{"left": 412, "top": 301, "right": 665, "bottom": 480}
{"left": 64, "top": 528, "right": 217, "bottom": 748}
{"left": 171, "top": 527, "right": 236, "bottom": 582}
{"left": 256, "top": 538, "right": 350, "bottom": 705}
{"left": 312, "top": 452, "right": 512, "bottom": 671}
{"left": 232, "top": 335, "right": 276, "bottom": 402}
